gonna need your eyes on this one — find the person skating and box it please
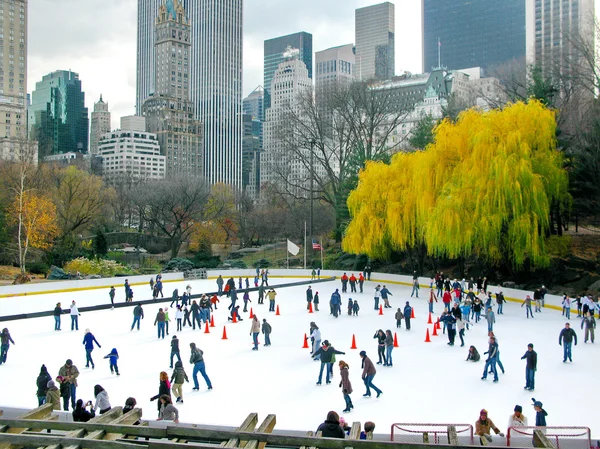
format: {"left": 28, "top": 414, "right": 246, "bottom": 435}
{"left": 349, "top": 274, "right": 357, "bottom": 293}
{"left": 347, "top": 298, "right": 353, "bottom": 316}
{"left": 82, "top": 329, "right": 101, "bottom": 369}
{"left": 154, "top": 308, "right": 166, "bottom": 339}
{"left": 485, "top": 307, "right": 495, "bottom": 333}
{"left": 124, "top": 279, "right": 130, "bottom": 302}
{"left": 228, "top": 305, "right": 242, "bottom": 322}
{"left": 359, "top": 350, "right": 382, "bottom": 398}
{"left": 341, "top": 272, "right": 349, "bottom": 293}
{"left": 250, "top": 316, "right": 260, "bottom": 350}
{"left": 238, "top": 276, "right": 243, "bottom": 290}
{"left": 439, "top": 311, "right": 457, "bottom": 346}
{"left": 170, "top": 335, "right": 181, "bottom": 368}
{"left": 521, "top": 343, "right": 537, "bottom": 391}
{"left": 508, "top": 405, "right": 528, "bottom": 428}
{"left": 69, "top": 301, "right": 80, "bottom": 331}
{"left": 532, "top": 398, "right": 547, "bottom": 426}
{"left": 190, "top": 300, "right": 201, "bottom": 329}
{"left": 574, "top": 295, "right": 582, "bottom": 317}
{"left": 380, "top": 285, "right": 393, "bottom": 308}
{"left": 395, "top": 308, "right": 403, "bottom": 328}
{"left": 313, "top": 340, "right": 345, "bottom": 385}
{"left": 53, "top": 302, "right": 63, "bottom": 331}
{"left": 373, "top": 329, "right": 386, "bottom": 365}
{"left": 558, "top": 322, "right": 577, "bottom": 362}
{"left": 183, "top": 306, "right": 192, "bottom": 328}
{"left": 481, "top": 337, "right": 499, "bottom": 382}
{"left": 472, "top": 298, "right": 482, "bottom": 322}
{"left": 103, "top": 348, "right": 120, "bottom": 375}
{"left": 373, "top": 285, "right": 381, "bottom": 310}
{"left": 199, "top": 295, "right": 211, "bottom": 324}
{"left": 93, "top": 385, "right": 111, "bottom": 414}
{"left": 58, "top": 359, "right": 79, "bottom": 410}
{"left": 475, "top": 409, "right": 504, "bottom": 445}
{"left": 358, "top": 273, "right": 364, "bottom": 293}
{"left": 266, "top": 288, "right": 277, "bottom": 312}
{"left": 216, "top": 275, "right": 224, "bottom": 295}
{"left": 169, "top": 289, "right": 179, "bottom": 308}
{"left": 36, "top": 365, "right": 52, "bottom": 406}
{"left": 131, "top": 303, "right": 144, "bottom": 331}
{"left": 313, "top": 291, "right": 320, "bottom": 311}
{"left": 243, "top": 291, "right": 251, "bottom": 313}
{"left": 311, "top": 269, "right": 316, "bottom": 280}
{"left": 210, "top": 294, "right": 219, "bottom": 310}
{"left": 150, "top": 372, "right": 171, "bottom": 417}
{"left": 164, "top": 307, "right": 171, "bottom": 335}
{"left": 521, "top": 295, "right": 534, "bottom": 318}
{"left": 403, "top": 302, "right": 412, "bottom": 330}
{"left": 310, "top": 322, "right": 321, "bottom": 356}
{"left": 73, "top": 399, "right": 95, "bottom": 422}
{"left": 353, "top": 300, "right": 360, "bottom": 316}
{"left": 466, "top": 345, "right": 480, "bottom": 362}
{"left": 487, "top": 331, "right": 505, "bottom": 374}
{"left": 338, "top": 360, "right": 353, "bottom": 412}
{"left": 306, "top": 286, "right": 313, "bottom": 310}
{"left": 562, "top": 295, "right": 572, "bottom": 319}
{"left": 0, "top": 327, "right": 15, "bottom": 364}
{"left": 496, "top": 291, "right": 505, "bottom": 315}
{"left": 330, "top": 289, "right": 341, "bottom": 317}
{"left": 109, "top": 287, "right": 116, "bottom": 309}
{"left": 257, "top": 284, "right": 265, "bottom": 305}
{"left": 45, "top": 380, "right": 61, "bottom": 410}
{"left": 175, "top": 306, "right": 183, "bottom": 332}
{"left": 262, "top": 319, "right": 272, "bottom": 346}
{"left": 316, "top": 411, "right": 346, "bottom": 439}
{"left": 457, "top": 317, "right": 466, "bottom": 347}
{"left": 158, "top": 394, "right": 179, "bottom": 423}
{"left": 384, "top": 330, "right": 394, "bottom": 367}
{"left": 189, "top": 343, "right": 212, "bottom": 390}
{"left": 442, "top": 289, "right": 452, "bottom": 312}
{"left": 170, "top": 360, "right": 189, "bottom": 403}
{"left": 581, "top": 312, "right": 596, "bottom": 343}
{"left": 410, "top": 278, "right": 419, "bottom": 298}
{"left": 428, "top": 289, "right": 438, "bottom": 313}
{"left": 533, "top": 288, "right": 542, "bottom": 313}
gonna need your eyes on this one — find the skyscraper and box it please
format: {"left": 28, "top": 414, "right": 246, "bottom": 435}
{"left": 422, "top": 0, "right": 526, "bottom": 72}
{"left": 28, "top": 70, "right": 88, "bottom": 159}
{"left": 264, "top": 32, "right": 312, "bottom": 110}
{"left": 89, "top": 95, "right": 111, "bottom": 157}
{"left": 355, "top": 2, "right": 395, "bottom": 81}
{"left": 242, "top": 86, "right": 264, "bottom": 198}
{"left": 315, "top": 44, "right": 355, "bottom": 104}
{"left": 143, "top": 0, "right": 203, "bottom": 177}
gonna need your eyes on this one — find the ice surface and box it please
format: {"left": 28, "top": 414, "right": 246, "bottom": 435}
{"left": 0, "top": 278, "right": 598, "bottom": 438}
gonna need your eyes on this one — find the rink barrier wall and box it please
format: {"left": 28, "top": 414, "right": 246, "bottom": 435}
{"left": 0, "top": 276, "right": 337, "bottom": 322}
{"left": 0, "top": 267, "right": 577, "bottom": 315}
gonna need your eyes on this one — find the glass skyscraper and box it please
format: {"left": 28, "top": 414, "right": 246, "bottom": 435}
{"left": 28, "top": 70, "right": 89, "bottom": 158}
{"left": 422, "top": 0, "right": 526, "bottom": 72}
{"left": 263, "top": 32, "right": 312, "bottom": 110}
{"left": 355, "top": 2, "right": 395, "bottom": 81}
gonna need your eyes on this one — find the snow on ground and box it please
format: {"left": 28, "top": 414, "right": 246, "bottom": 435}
{"left": 0, "top": 277, "right": 598, "bottom": 439}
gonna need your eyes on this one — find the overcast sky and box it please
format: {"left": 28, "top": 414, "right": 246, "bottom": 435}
{"left": 27, "top": 0, "right": 422, "bottom": 129}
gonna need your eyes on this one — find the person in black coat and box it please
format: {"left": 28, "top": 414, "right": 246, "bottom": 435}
{"left": 316, "top": 411, "right": 346, "bottom": 439}
{"left": 150, "top": 371, "right": 171, "bottom": 417}
{"left": 36, "top": 365, "right": 52, "bottom": 406}
{"left": 521, "top": 343, "right": 537, "bottom": 391}
{"left": 72, "top": 399, "right": 95, "bottom": 422}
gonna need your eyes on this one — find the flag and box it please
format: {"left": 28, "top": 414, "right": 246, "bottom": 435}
{"left": 312, "top": 239, "right": 322, "bottom": 250}
{"left": 287, "top": 239, "right": 300, "bottom": 256}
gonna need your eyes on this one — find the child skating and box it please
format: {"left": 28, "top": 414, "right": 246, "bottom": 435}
{"left": 103, "top": 348, "right": 119, "bottom": 375}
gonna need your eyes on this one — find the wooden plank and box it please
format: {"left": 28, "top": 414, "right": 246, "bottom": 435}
{"left": 0, "top": 421, "right": 162, "bottom": 439}
{"left": 348, "top": 423, "right": 361, "bottom": 440}
{"left": 365, "top": 432, "right": 373, "bottom": 441}
{"left": 254, "top": 415, "right": 276, "bottom": 449}
{"left": 0, "top": 434, "right": 140, "bottom": 449}
{"left": 533, "top": 430, "right": 555, "bottom": 449}
{"left": 308, "top": 430, "right": 322, "bottom": 449}
{"left": 299, "top": 430, "right": 314, "bottom": 449}
{"left": 222, "top": 413, "right": 257, "bottom": 448}
{"left": 0, "top": 404, "right": 56, "bottom": 449}
{"left": 422, "top": 432, "right": 429, "bottom": 444}
{"left": 447, "top": 426, "right": 458, "bottom": 446}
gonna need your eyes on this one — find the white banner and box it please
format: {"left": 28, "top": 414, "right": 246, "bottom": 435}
{"left": 287, "top": 239, "right": 300, "bottom": 256}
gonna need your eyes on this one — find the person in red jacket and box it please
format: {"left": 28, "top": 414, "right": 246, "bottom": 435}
{"left": 442, "top": 290, "right": 452, "bottom": 312}
{"left": 210, "top": 294, "right": 219, "bottom": 310}
{"left": 349, "top": 274, "right": 357, "bottom": 293}
{"left": 358, "top": 273, "right": 365, "bottom": 293}
{"left": 341, "top": 273, "right": 349, "bottom": 293}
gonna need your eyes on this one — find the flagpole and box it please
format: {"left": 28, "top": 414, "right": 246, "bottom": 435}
{"left": 320, "top": 239, "right": 324, "bottom": 270}
{"left": 287, "top": 240, "right": 289, "bottom": 269}
{"left": 304, "top": 221, "right": 307, "bottom": 270}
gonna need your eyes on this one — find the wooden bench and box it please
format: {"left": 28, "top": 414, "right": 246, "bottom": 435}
{"left": 0, "top": 404, "right": 56, "bottom": 449}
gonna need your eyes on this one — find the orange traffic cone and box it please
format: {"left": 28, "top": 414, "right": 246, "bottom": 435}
{"left": 302, "top": 333, "right": 309, "bottom": 348}
{"left": 393, "top": 332, "right": 399, "bottom": 348}
{"left": 309, "top": 302, "right": 313, "bottom": 313}
{"left": 204, "top": 321, "right": 210, "bottom": 333}
{"left": 221, "top": 326, "right": 228, "bottom": 340}
{"left": 427, "top": 312, "right": 432, "bottom": 324}
{"left": 210, "top": 315, "right": 215, "bottom": 328}
{"left": 425, "top": 328, "right": 431, "bottom": 342}
{"left": 436, "top": 319, "right": 441, "bottom": 330}
{"left": 350, "top": 334, "right": 357, "bottom": 349}
{"left": 432, "top": 324, "right": 438, "bottom": 336}
{"left": 232, "top": 312, "right": 237, "bottom": 323}
{"left": 276, "top": 305, "right": 280, "bottom": 315}
{"left": 411, "top": 307, "right": 415, "bottom": 319}
{"left": 379, "top": 305, "right": 384, "bottom": 315}
{"left": 249, "top": 308, "right": 254, "bottom": 318}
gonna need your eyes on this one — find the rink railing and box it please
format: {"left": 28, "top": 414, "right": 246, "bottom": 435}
{"left": 507, "top": 426, "right": 592, "bottom": 449}
{"left": 390, "top": 423, "right": 474, "bottom": 445}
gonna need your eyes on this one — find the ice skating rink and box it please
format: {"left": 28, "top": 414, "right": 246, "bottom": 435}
{"left": 0, "top": 277, "right": 597, "bottom": 438}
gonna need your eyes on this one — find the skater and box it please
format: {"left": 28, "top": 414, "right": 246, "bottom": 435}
{"left": 485, "top": 307, "right": 495, "bottom": 333}
{"left": 475, "top": 409, "right": 504, "bottom": 445}
{"left": 199, "top": 295, "right": 211, "bottom": 324}
{"left": 210, "top": 294, "right": 219, "bottom": 310}
{"left": 481, "top": 337, "right": 499, "bottom": 382}
{"left": 258, "top": 284, "right": 265, "bottom": 305}
{"left": 170, "top": 335, "right": 182, "bottom": 368}
{"left": 228, "top": 305, "right": 242, "bottom": 321}
{"left": 562, "top": 295, "right": 571, "bottom": 319}
{"left": 131, "top": 303, "right": 144, "bottom": 331}
{"left": 330, "top": 289, "right": 341, "bottom": 317}
{"left": 82, "top": 329, "right": 101, "bottom": 369}
{"left": 533, "top": 289, "right": 542, "bottom": 312}
{"left": 521, "top": 295, "right": 534, "bottom": 318}
{"left": 93, "top": 385, "right": 111, "bottom": 414}
{"left": 58, "top": 359, "right": 79, "bottom": 410}
{"left": 347, "top": 298, "right": 354, "bottom": 316}
{"left": 158, "top": 395, "right": 180, "bottom": 423}
{"left": 170, "top": 361, "right": 189, "bottom": 403}
{"left": 45, "top": 380, "right": 61, "bottom": 410}
{"left": 358, "top": 273, "right": 364, "bottom": 293}
{"left": 150, "top": 372, "right": 171, "bottom": 417}
{"left": 36, "top": 365, "right": 52, "bottom": 406}
{"left": 53, "top": 302, "right": 63, "bottom": 331}
{"left": 164, "top": 307, "right": 171, "bottom": 335}
{"left": 190, "top": 300, "right": 201, "bottom": 329}
{"left": 428, "top": 288, "right": 437, "bottom": 313}
{"left": 349, "top": 273, "right": 357, "bottom": 293}
{"left": 183, "top": 306, "right": 192, "bottom": 328}
{"left": 245, "top": 277, "right": 250, "bottom": 289}
{"left": 189, "top": 343, "right": 212, "bottom": 390}
{"left": 439, "top": 311, "right": 457, "bottom": 346}
{"left": 310, "top": 322, "right": 321, "bottom": 356}
{"left": 238, "top": 276, "right": 243, "bottom": 290}
{"left": 373, "top": 329, "right": 386, "bottom": 365}
{"left": 410, "top": 278, "right": 419, "bottom": 298}
{"left": 313, "top": 291, "right": 320, "bottom": 311}
{"left": 359, "top": 350, "right": 382, "bottom": 398}
{"left": 457, "top": 317, "right": 466, "bottom": 347}
{"left": 353, "top": 300, "right": 360, "bottom": 316}
{"left": 488, "top": 331, "right": 505, "bottom": 374}
{"left": 267, "top": 288, "right": 277, "bottom": 312}
{"left": 154, "top": 308, "right": 166, "bottom": 339}
{"left": 0, "top": 327, "right": 15, "bottom": 364}
{"left": 124, "top": 279, "right": 130, "bottom": 302}
{"left": 521, "top": 343, "right": 537, "bottom": 391}
{"left": 103, "top": 348, "right": 120, "bottom": 375}
{"left": 341, "top": 272, "right": 348, "bottom": 292}
{"left": 384, "top": 330, "right": 394, "bottom": 366}
{"left": 216, "top": 275, "right": 224, "bottom": 295}
{"left": 262, "top": 319, "right": 272, "bottom": 346}
{"left": 508, "top": 405, "right": 528, "bottom": 427}
{"left": 186, "top": 284, "right": 192, "bottom": 300}
{"left": 373, "top": 285, "right": 381, "bottom": 310}
{"left": 73, "top": 399, "right": 95, "bottom": 422}
{"left": 532, "top": 398, "right": 547, "bottom": 426}
{"left": 243, "top": 291, "right": 251, "bottom": 313}
{"left": 227, "top": 287, "right": 238, "bottom": 310}
{"left": 109, "top": 287, "right": 116, "bottom": 308}
{"left": 558, "top": 322, "right": 577, "bottom": 362}
{"left": 442, "top": 289, "right": 452, "bottom": 312}
{"left": 339, "top": 360, "right": 353, "bottom": 412}
{"left": 175, "top": 306, "right": 183, "bottom": 332}
{"left": 306, "top": 286, "right": 313, "bottom": 310}
{"left": 155, "top": 278, "right": 163, "bottom": 298}
{"left": 311, "top": 268, "right": 317, "bottom": 280}
{"left": 150, "top": 277, "right": 154, "bottom": 292}
{"left": 496, "top": 291, "right": 505, "bottom": 314}
{"left": 170, "top": 289, "right": 179, "bottom": 308}
{"left": 69, "top": 301, "right": 80, "bottom": 331}
{"left": 473, "top": 297, "right": 483, "bottom": 322}
{"left": 395, "top": 308, "right": 403, "bottom": 328}
{"left": 403, "top": 302, "right": 412, "bottom": 330}
{"left": 250, "top": 316, "right": 260, "bottom": 350}
{"left": 466, "top": 345, "right": 480, "bottom": 362}
{"left": 581, "top": 311, "right": 596, "bottom": 343}
{"left": 381, "top": 285, "right": 393, "bottom": 308}
{"left": 316, "top": 411, "right": 345, "bottom": 439}
{"left": 313, "top": 340, "right": 345, "bottom": 385}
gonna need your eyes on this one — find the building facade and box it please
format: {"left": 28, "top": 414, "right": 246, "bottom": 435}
{"left": 242, "top": 85, "right": 264, "bottom": 198}
{"left": 142, "top": 0, "right": 202, "bottom": 177}
{"left": 355, "top": 2, "right": 395, "bottom": 81}
{"left": 315, "top": 44, "right": 355, "bottom": 105}
{"left": 422, "top": 0, "right": 526, "bottom": 72}
{"left": 89, "top": 95, "right": 111, "bottom": 156}
{"left": 28, "top": 70, "right": 88, "bottom": 159}
{"left": 264, "top": 32, "right": 312, "bottom": 110}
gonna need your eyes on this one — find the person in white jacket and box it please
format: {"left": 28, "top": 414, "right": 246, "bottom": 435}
{"left": 508, "top": 405, "right": 528, "bottom": 428}
{"left": 93, "top": 385, "right": 111, "bottom": 414}
{"left": 70, "top": 301, "right": 80, "bottom": 331}
{"left": 175, "top": 306, "right": 184, "bottom": 332}
{"left": 310, "top": 322, "right": 321, "bottom": 357}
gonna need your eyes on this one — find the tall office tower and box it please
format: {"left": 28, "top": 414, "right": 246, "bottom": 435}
{"left": 89, "top": 95, "right": 111, "bottom": 156}
{"left": 422, "top": 0, "right": 525, "bottom": 72}
{"left": 315, "top": 44, "right": 355, "bottom": 104}
{"left": 28, "top": 70, "right": 88, "bottom": 159}
{"left": 136, "top": 0, "right": 161, "bottom": 115}
{"left": 242, "top": 86, "right": 264, "bottom": 198}
{"left": 355, "top": 2, "right": 395, "bottom": 81}
{"left": 262, "top": 51, "right": 315, "bottom": 196}
{"left": 526, "top": 0, "right": 595, "bottom": 78}
{"left": 264, "top": 32, "right": 312, "bottom": 110}
{"left": 0, "top": 0, "right": 34, "bottom": 161}
{"left": 243, "top": 85, "right": 264, "bottom": 121}
{"left": 142, "top": 0, "right": 203, "bottom": 176}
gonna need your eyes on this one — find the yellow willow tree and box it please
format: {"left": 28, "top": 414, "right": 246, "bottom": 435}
{"left": 343, "top": 100, "right": 570, "bottom": 269}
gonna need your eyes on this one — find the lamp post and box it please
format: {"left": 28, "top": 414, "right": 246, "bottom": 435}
{"left": 303, "top": 138, "right": 316, "bottom": 262}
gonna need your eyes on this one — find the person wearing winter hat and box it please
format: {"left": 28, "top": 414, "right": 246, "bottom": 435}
{"left": 313, "top": 340, "right": 345, "bottom": 385}
{"left": 36, "top": 365, "right": 52, "bottom": 406}
{"left": 359, "top": 350, "right": 382, "bottom": 398}
{"left": 532, "top": 398, "right": 547, "bottom": 426}
{"left": 475, "top": 409, "right": 504, "bottom": 445}
{"left": 58, "top": 359, "right": 79, "bottom": 410}
{"left": 403, "top": 302, "right": 412, "bottom": 330}
{"left": 45, "top": 380, "right": 61, "bottom": 410}
{"left": 508, "top": 405, "right": 528, "bottom": 428}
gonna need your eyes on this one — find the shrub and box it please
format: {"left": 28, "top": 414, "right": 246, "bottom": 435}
{"left": 253, "top": 258, "right": 270, "bottom": 268}
{"left": 163, "top": 258, "right": 195, "bottom": 272}
{"left": 26, "top": 262, "right": 50, "bottom": 275}
{"left": 223, "top": 259, "right": 247, "bottom": 269}
{"left": 63, "top": 257, "right": 135, "bottom": 277}
{"left": 193, "top": 252, "right": 221, "bottom": 269}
